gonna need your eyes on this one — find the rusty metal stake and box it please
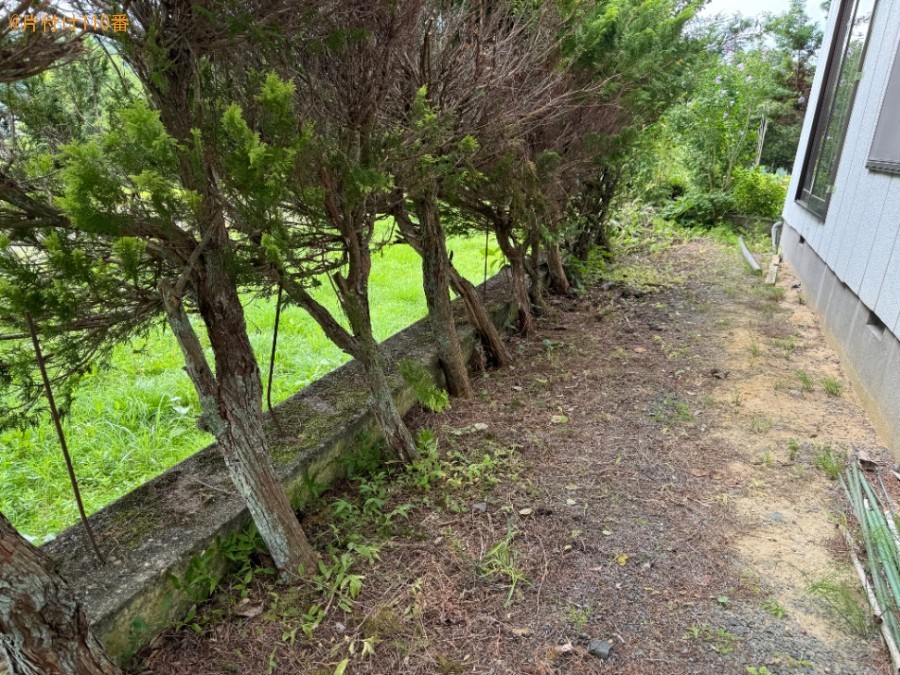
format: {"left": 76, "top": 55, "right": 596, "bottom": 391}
{"left": 25, "top": 313, "right": 104, "bottom": 563}
{"left": 266, "top": 286, "right": 285, "bottom": 436}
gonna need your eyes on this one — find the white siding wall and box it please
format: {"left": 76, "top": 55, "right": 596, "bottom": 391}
{"left": 782, "top": 0, "right": 900, "bottom": 335}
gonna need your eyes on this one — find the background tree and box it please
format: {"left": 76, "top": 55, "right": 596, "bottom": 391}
{"left": 215, "top": 0, "right": 425, "bottom": 460}
{"left": 0, "top": 17, "right": 119, "bottom": 674}
{"left": 0, "top": 2, "right": 317, "bottom": 576}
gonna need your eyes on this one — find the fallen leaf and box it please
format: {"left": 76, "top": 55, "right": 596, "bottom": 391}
{"left": 519, "top": 508, "right": 533, "bottom": 516}
{"left": 602, "top": 529, "right": 612, "bottom": 536}
{"left": 550, "top": 414, "right": 569, "bottom": 424}
{"left": 511, "top": 626, "right": 533, "bottom": 637}
{"left": 616, "top": 553, "right": 629, "bottom": 566}
{"left": 691, "top": 470, "right": 709, "bottom": 478}
{"left": 234, "top": 602, "right": 263, "bottom": 619}
{"left": 566, "top": 498, "right": 577, "bottom": 506}
{"left": 565, "top": 484, "right": 579, "bottom": 491}
{"left": 472, "top": 422, "right": 489, "bottom": 432}
{"left": 633, "top": 347, "right": 646, "bottom": 353}
{"left": 553, "top": 643, "right": 574, "bottom": 654}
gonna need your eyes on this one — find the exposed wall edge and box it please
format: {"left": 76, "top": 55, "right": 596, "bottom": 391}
{"left": 42, "top": 273, "right": 517, "bottom": 661}
{"left": 782, "top": 223, "right": 900, "bottom": 454}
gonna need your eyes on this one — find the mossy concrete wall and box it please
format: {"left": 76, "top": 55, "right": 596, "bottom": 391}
{"left": 42, "top": 274, "right": 516, "bottom": 662}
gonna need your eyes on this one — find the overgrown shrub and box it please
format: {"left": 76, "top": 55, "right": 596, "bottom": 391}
{"left": 661, "top": 190, "right": 735, "bottom": 228}
{"left": 731, "top": 167, "right": 789, "bottom": 219}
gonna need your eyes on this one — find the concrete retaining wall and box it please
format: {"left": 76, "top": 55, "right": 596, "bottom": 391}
{"left": 43, "top": 273, "right": 516, "bottom": 662}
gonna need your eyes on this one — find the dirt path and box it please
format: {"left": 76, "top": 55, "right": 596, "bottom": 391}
{"left": 136, "top": 237, "right": 891, "bottom": 674}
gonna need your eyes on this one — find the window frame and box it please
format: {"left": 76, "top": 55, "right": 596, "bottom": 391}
{"left": 867, "top": 38, "right": 900, "bottom": 175}
{"left": 796, "top": 0, "right": 877, "bottom": 220}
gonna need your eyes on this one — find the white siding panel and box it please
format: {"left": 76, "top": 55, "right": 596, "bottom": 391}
{"left": 859, "top": 175, "right": 900, "bottom": 310}
{"left": 830, "top": 1, "right": 900, "bottom": 287}
{"left": 876, "top": 231, "right": 900, "bottom": 335}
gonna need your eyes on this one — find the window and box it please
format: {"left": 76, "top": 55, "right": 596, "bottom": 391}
{"left": 868, "top": 39, "right": 900, "bottom": 174}
{"left": 797, "top": 0, "right": 878, "bottom": 219}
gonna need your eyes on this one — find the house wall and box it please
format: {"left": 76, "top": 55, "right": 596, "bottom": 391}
{"left": 782, "top": 0, "right": 900, "bottom": 452}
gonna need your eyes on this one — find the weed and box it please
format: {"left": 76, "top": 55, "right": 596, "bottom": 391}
{"left": 731, "top": 389, "right": 743, "bottom": 407}
{"left": 806, "top": 573, "right": 873, "bottom": 637}
{"left": 795, "top": 370, "right": 815, "bottom": 393}
{"left": 682, "top": 623, "right": 736, "bottom": 654}
{"left": 814, "top": 444, "right": 846, "bottom": 480}
{"left": 746, "top": 667, "right": 772, "bottom": 675}
{"left": 564, "top": 604, "right": 591, "bottom": 632}
{"left": 478, "top": 529, "right": 529, "bottom": 605}
{"left": 749, "top": 415, "right": 773, "bottom": 435}
{"left": 399, "top": 360, "right": 450, "bottom": 412}
{"left": 771, "top": 336, "right": 798, "bottom": 357}
{"left": 822, "top": 376, "right": 843, "bottom": 397}
{"left": 748, "top": 335, "right": 761, "bottom": 358}
{"left": 651, "top": 395, "right": 693, "bottom": 424}
{"left": 787, "top": 437, "right": 800, "bottom": 461}
{"left": 761, "top": 597, "right": 787, "bottom": 619}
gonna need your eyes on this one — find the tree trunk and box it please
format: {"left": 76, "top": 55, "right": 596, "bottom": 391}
{"left": 494, "top": 223, "right": 535, "bottom": 336}
{"left": 0, "top": 513, "right": 120, "bottom": 675}
{"left": 392, "top": 204, "right": 511, "bottom": 368}
{"left": 546, "top": 242, "right": 570, "bottom": 296}
{"left": 414, "top": 194, "right": 472, "bottom": 398}
{"left": 160, "top": 277, "right": 317, "bottom": 578}
{"left": 527, "top": 228, "right": 548, "bottom": 315}
{"left": 447, "top": 265, "right": 512, "bottom": 367}
{"left": 357, "top": 334, "right": 418, "bottom": 463}
{"left": 336, "top": 275, "right": 419, "bottom": 463}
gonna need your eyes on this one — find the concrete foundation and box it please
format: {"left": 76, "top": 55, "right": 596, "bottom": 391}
{"left": 783, "top": 223, "right": 900, "bottom": 454}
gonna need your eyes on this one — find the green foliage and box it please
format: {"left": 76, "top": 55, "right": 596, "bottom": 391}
{"left": 806, "top": 573, "right": 873, "bottom": 637}
{"left": 661, "top": 190, "right": 735, "bottom": 228}
{"left": 0, "top": 232, "right": 491, "bottom": 541}
{"left": 477, "top": 529, "right": 529, "bottom": 605}
{"left": 731, "top": 167, "right": 789, "bottom": 219}
{"left": 814, "top": 444, "right": 846, "bottom": 480}
{"left": 398, "top": 360, "right": 450, "bottom": 413}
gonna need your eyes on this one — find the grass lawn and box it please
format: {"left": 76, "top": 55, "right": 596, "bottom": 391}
{"left": 0, "top": 233, "right": 497, "bottom": 542}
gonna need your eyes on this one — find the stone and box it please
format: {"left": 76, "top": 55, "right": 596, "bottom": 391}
{"left": 766, "top": 511, "right": 787, "bottom": 524}
{"left": 588, "top": 639, "right": 613, "bottom": 659}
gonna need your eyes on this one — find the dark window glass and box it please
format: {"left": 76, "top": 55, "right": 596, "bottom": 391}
{"left": 867, "top": 39, "right": 900, "bottom": 175}
{"left": 797, "top": 0, "right": 877, "bottom": 219}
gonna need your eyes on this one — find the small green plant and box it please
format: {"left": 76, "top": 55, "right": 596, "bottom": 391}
{"left": 822, "top": 376, "right": 843, "bottom": 397}
{"left": 795, "top": 369, "right": 815, "bottom": 393}
{"left": 564, "top": 603, "right": 591, "bottom": 632}
{"left": 478, "top": 529, "right": 529, "bottom": 605}
{"left": 682, "top": 623, "right": 736, "bottom": 654}
{"left": 807, "top": 573, "right": 872, "bottom": 637}
{"left": 746, "top": 667, "right": 773, "bottom": 675}
{"left": 749, "top": 415, "right": 773, "bottom": 435}
{"left": 761, "top": 597, "right": 787, "bottom": 619}
{"left": 731, "top": 389, "right": 743, "bottom": 406}
{"left": 748, "top": 335, "right": 761, "bottom": 358}
{"left": 651, "top": 395, "right": 693, "bottom": 424}
{"left": 771, "top": 336, "right": 798, "bottom": 357}
{"left": 787, "top": 437, "right": 800, "bottom": 461}
{"left": 399, "top": 360, "right": 450, "bottom": 412}
{"left": 814, "top": 444, "right": 846, "bottom": 480}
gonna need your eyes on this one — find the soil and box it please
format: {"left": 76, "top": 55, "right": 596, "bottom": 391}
{"left": 129, "top": 237, "right": 894, "bottom": 675}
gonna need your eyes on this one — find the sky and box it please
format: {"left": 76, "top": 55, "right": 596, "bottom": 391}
{"left": 701, "top": 0, "right": 828, "bottom": 24}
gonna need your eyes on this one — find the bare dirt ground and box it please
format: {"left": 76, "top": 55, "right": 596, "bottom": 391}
{"left": 131, "top": 236, "right": 893, "bottom": 674}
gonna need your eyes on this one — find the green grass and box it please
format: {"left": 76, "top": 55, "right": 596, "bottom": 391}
{"left": 1, "top": 233, "right": 496, "bottom": 542}
{"left": 822, "top": 376, "right": 843, "bottom": 397}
